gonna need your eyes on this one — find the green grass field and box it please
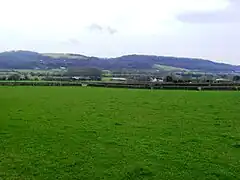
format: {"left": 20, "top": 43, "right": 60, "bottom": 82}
{"left": 0, "top": 87, "right": 240, "bottom": 180}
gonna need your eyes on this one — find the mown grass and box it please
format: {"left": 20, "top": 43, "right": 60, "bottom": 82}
{"left": 0, "top": 87, "right": 240, "bottom": 180}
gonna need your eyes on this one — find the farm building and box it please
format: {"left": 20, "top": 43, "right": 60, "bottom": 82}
{"left": 111, "top": 77, "right": 127, "bottom": 81}
{"left": 71, "top": 76, "right": 91, "bottom": 81}
{"left": 151, "top": 77, "right": 164, "bottom": 83}
{"left": 215, "top": 78, "right": 232, "bottom": 83}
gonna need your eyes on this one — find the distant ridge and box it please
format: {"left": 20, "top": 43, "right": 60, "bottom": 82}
{"left": 0, "top": 50, "right": 239, "bottom": 72}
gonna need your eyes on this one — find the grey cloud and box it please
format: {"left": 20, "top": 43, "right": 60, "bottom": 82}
{"left": 88, "top": 23, "right": 103, "bottom": 32}
{"left": 87, "top": 23, "right": 117, "bottom": 34}
{"left": 177, "top": 11, "right": 240, "bottom": 23}
{"left": 177, "top": 0, "right": 240, "bottom": 24}
{"left": 229, "top": 0, "right": 240, "bottom": 4}
{"left": 68, "top": 38, "right": 81, "bottom": 45}
{"left": 106, "top": 27, "right": 118, "bottom": 34}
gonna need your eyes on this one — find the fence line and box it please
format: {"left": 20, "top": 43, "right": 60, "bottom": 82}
{"left": 0, "top": 81, "right": 239, "bottom": 91}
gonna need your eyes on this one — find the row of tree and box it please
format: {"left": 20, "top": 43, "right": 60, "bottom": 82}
{"left": 164, "top": 74, "right": 240, "bottom": 83}
{"left": 0, "top": 68, "right": 240, "bottom": 83}
{"left": 0, "top": 68, "right": 103, "bottom": 81}
{"left": 0, "top": 74, "right": 40, "bottom": 81}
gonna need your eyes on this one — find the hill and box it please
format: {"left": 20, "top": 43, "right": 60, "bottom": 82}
{"left": 0, "top": 51, "right": 239, "bottom": 73}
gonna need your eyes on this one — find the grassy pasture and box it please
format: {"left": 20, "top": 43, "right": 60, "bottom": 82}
{"left": 0, "top": 87, "right": 240, "bottom": 180}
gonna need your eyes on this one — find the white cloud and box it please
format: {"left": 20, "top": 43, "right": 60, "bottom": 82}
{"left": 0, "top": 0, "right": 229, "bottom": 35}
{"left": 0, "top": 0, "right": 239, "bottom": 64}
{"left": 177, "top": 0, "right": 239, "bottom": 23}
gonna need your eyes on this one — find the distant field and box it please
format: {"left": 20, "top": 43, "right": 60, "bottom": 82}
{"left": 153, "top": 64, "right": 189, "bottom": 72}
{"left": 0, "top": 87, "right": 239, "bottom": 179}
{"left": 42, "top": 53, "right": 88, "bottom": 59}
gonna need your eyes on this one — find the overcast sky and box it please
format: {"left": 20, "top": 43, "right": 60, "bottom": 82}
{"left": 0, "top": 0, "right": 239, "bottom": 64}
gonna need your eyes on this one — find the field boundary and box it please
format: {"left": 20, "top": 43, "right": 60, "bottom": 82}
{"left": 0, "top": 81, "right": 239, "bottom": 91}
